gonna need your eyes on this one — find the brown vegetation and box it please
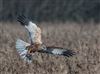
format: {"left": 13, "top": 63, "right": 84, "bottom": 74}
{"left": 0, "top": 22, "right": 100, "bottom": 74}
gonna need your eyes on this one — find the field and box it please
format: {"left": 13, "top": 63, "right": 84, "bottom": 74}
{"left": 0, "top": 22, "right": 100, "bottom": 74}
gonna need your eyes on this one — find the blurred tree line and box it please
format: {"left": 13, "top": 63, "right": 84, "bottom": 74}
{"left": 0, "top": 0, "right": 100, "bottom": 22}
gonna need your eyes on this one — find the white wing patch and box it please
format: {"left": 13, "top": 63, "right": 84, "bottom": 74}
{"left": 52, "top": 49, "right": 63, "bottom": 54}
{"left": 25, "top": 21, "right": 37, "bottom": 43}
{"left": 25, "top": 21, "right": 42, "bottom": 44}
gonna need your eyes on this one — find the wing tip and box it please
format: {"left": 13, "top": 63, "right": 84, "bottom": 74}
{"left": 17, "top": 14, "right": 29, "bottom": 26}
{"left": 62, "top": 50, "right": 76, "bottom": 57}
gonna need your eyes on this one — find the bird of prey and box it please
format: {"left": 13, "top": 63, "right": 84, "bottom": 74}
{"left": 16, "top": 15, "right": 75, "bottom": 63}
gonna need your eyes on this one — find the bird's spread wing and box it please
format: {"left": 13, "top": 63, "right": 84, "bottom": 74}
{"left": 16, "top": 39, "right": 33, "bottom": 63}
{"left": 17, "top": 15, "right": 42, "bottom": 44}
{"left": 38, "top": 46, "right": 75, "bottom": 57}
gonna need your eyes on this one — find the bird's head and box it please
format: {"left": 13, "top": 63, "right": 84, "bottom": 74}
{"left": 26, "top": 44, "right": 39, "bottom": 53}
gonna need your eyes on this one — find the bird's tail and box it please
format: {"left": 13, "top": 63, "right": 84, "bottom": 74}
{"left": 16, "top": 39, "right": 33, "bottom": 63}
{"left": 38, "top": 46, "right": 75, "bottom": 57}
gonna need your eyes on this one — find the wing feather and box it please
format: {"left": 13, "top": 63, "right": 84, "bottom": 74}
{"left": 17, "top": 15, "right": 42, "bottom": 44}
{"left": 38, "top": 46, "right": 75, "bottom": 57}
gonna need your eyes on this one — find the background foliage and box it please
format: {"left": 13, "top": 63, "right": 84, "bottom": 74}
{"left": 0, "top": 0, "right": 100, "bottom": 22}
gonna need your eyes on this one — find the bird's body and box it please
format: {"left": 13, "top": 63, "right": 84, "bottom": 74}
{"left": 16, "top": 15, "right": 75, "bottom": 63}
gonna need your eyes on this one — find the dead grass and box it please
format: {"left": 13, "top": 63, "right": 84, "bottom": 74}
{"left": 0, "top": 22, "right": 100, "bottom": 74}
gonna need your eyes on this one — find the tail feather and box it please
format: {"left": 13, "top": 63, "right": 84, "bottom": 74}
{"left": 16, "top": 39, "right": 33, "bottom": 63}
{"left": 16, "top": 39, "right": 30, "bottom": 51}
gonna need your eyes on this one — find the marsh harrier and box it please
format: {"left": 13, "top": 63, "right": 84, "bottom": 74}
{"left": 16, "top": 15, "right": 75, "bottom": 63}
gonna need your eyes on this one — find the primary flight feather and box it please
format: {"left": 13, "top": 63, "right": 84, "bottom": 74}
{"left": 16, "top": 15, "right": 75, "bottom": 63}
